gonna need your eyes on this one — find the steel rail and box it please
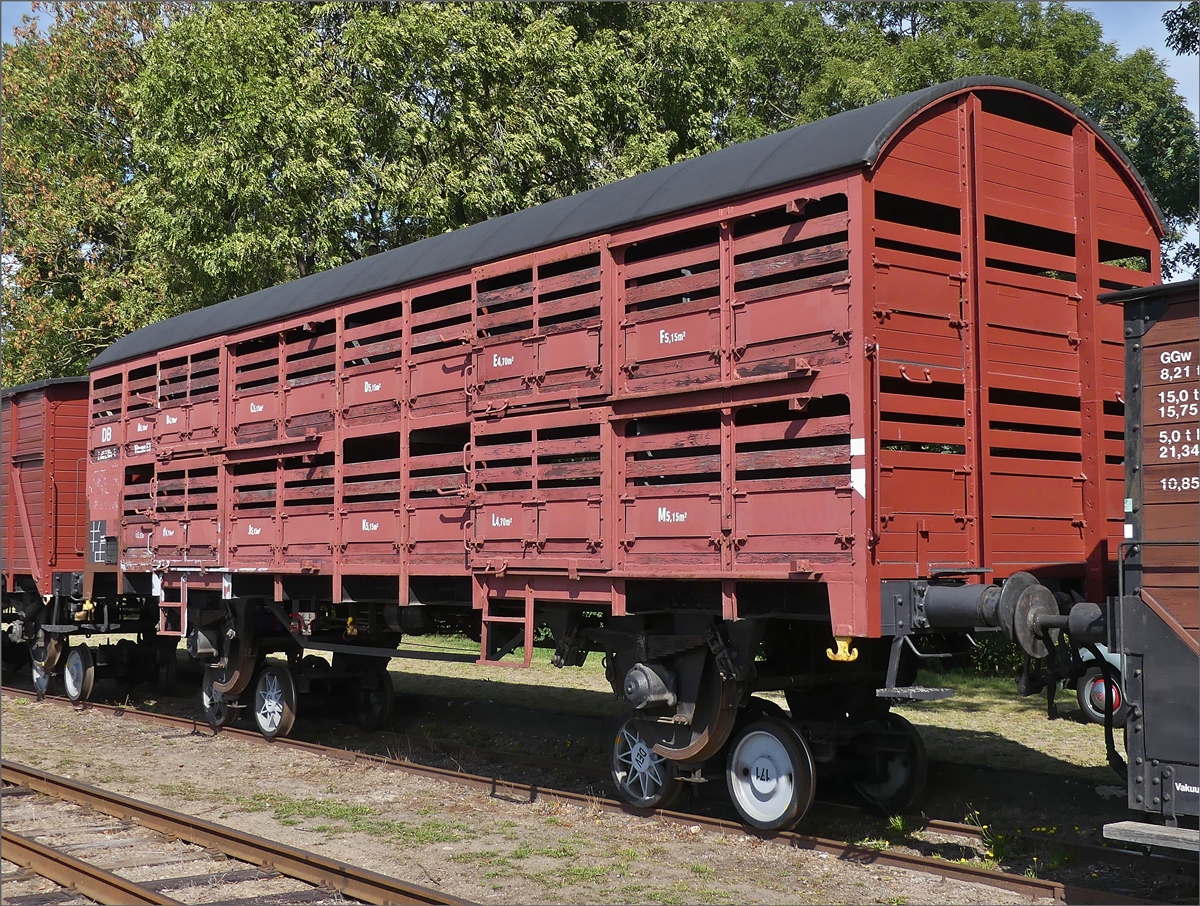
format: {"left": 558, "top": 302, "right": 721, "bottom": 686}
{"left": 1, "top": 826, "right": 183, "bottom": 905}
{"left": 2, "top": 685, "right": 1163, "bottom": 904}
{"left": 1, "top": 760, "right": 469, "bottom": 906}
{"left": 7, "top": 684, "right": 1184, "bottom": 877}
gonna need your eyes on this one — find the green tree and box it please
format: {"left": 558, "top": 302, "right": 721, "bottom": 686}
{"left": 124, "top": 2, "right": 738, "bottom": 318}
{"left": 730, "top": 2, "right": 1198, "bottom": 277}
{"left": 1164, "top": 1, "right": 1199, "bottom": 56}
{"left": 1, "top": 1, "right": 164, "bottom": 385}
{"left": 3, "top": 1, "right": 1196, "bottom": 384}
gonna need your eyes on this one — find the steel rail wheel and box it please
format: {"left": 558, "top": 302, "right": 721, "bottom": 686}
{"left": 253, "top": 663, "right": 297, "bottom": 741}
{"left": 201, "top": 666, "right": 235, "bottom": 730}
{"left": 726, "top": 718, "right": 815, "bottom": 831}
{"left": 611, "top": 715, "right": 682, "bottom": 809}
{"left": 62, "top": 644, "right": 95, "bottom": 704}
{"left": 851, "top": 712, "right": 928, "bottom": 815}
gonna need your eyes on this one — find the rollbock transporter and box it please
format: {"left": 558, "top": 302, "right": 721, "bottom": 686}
{"left": 4, "top": 77, "right": 1187, "bottom": 832}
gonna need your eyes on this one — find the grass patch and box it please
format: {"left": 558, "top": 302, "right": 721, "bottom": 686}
{"left": 538, "top": 842, "right": 579, "bottom": 858}
{"left": 235, "top": 792, "right": 473, "bottom": 844}
{"left": 854, "top": 836, "right": 891, "bottom": 850}
{"left": 560, "top": 865, "right": 609, "bottom": 883}
{"left": 156, "top": 780, "right": 210, "bottom": 800}
{"left": 690, "top": 864, "right": 715, "bottom": 877}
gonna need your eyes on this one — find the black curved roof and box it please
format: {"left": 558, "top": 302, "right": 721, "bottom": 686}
{"left": 90, "top": 76, "right": 1162, "bottom": 369}
{"left": 1, "top": 375, "right": 89, "bottom": 401}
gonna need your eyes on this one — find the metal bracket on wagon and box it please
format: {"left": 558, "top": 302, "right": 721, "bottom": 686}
{"left": 705, "top": 624, "right": 750, "bottom": 682}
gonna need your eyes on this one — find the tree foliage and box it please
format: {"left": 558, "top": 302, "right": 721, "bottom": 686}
{"left": 1164, "top": 1, "right": 1199, "bottom": 56}
{"left": 3, "top": 1, "right": 1196, "bottom": 384}
{"left": 1, "top": 1, "right": 164, "bottom": 383}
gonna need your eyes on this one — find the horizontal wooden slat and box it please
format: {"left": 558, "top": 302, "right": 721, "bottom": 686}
{"left": 735, "top": 211, "right": 850, "bottom": 257}
{"left": 626, "top": 267, "right": 720, "bottom": 306}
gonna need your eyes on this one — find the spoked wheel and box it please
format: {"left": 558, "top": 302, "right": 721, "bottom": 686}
{"left": 253, "top": 663, "right": 297, "bottom": 740}
{"left": 202, "top": 666, "right": 236, "bottom": 730}
{"left": 355, "top": 665, "right": 394, "bottom": 732}
{"left": 63, "top": 644, "right": 96, "bottom": 704}
{"left": 726, "top": 718, "right": 815, "bottom": 831}
{"left": 611, "top": 715, "right": 683, "bottom": 809}
{"left": 1077, "top": 666, "right": 1127, "bottom": 727}
{"left": 850, "top": 712, "right": 928, "bottom": 815}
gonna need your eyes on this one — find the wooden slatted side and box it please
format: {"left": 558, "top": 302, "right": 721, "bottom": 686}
{"left": 405, "top": 421, "right": 470, "bottom": 567}
{"left": 408, "top": 279, "right": 472, "bottom": 415}
{"left": 619, "top": 225, "right": 723, "bottom": 393}
{"left": 469, "top": 410, "right": 607, "bottom": 571}
{"left": 731, "top": 398, "right": 854, "bottom": 572}
{"left": 230, "top": 334, "right": 281, "bottom": 444}
{"left": 342, "top": 292, "right": 404, "bottom": 425}
{"left": 731, "top": 197, "right": 851, "bottom": 382}
{"left": 282, "top": 319, "right": 337, "bottom": 437}
{"left": 472, "top": 238, "right": 606, "bottom": 409}
{"left": 973, "top": 97, "right": 1092, "bottom": 578}
{"left": 870, "top": 117, "right": 975, "bottom": 576}
{"left": 341, "top": 432, "right": 401, "bottom": 566}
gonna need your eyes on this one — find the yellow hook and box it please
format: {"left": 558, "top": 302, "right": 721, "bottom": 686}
{"left": 826, "top": 636, "right": 859, "bottom": 662}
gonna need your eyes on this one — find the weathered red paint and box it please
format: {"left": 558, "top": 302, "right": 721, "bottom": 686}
{"left": 2, "top": 380, "right": 89, "bottom": 596}
{"left": 84, "top": 85, "right": 1163, "bottom": 646}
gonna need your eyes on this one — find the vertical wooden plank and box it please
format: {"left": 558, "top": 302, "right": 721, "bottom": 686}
{"left": 959, "top": 94, "right": 983, "bottom": 570}
{"left": 1074, "top": 124, "right": 1106, "bottom": 603}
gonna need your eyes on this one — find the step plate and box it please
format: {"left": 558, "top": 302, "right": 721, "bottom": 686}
{"left": 876, "top": 685, "right": 955, "bottom": 701}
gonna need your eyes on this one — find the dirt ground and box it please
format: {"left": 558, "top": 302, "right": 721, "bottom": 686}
{"left": 3, "top": 637, "right": 1195, "bottom": 904}
{"left": 1, "top": 694, "right": 1050, "bottom": 906}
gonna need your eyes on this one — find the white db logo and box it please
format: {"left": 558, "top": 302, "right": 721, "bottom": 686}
{"left": 100, "top": 426, "right": 113, "bottom": 443}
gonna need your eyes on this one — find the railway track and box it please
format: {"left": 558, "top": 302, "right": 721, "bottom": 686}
{"left": 1, "top": 759, "right": 468, "bottom": 906}
{"left": 4, "top": 680, "right": 1190, "bottom": 883}
{"left": 2, "top": 684, "right": 1171, "bottom": 904}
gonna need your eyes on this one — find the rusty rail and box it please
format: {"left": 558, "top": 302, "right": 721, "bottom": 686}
{"left": 1, "top": 759, "right": 469, "bottom": 906}
{"left": 1, "top": 826, "right": 182, "bottom": 905}
{"left": 2, "top": 686, "right": 1165, "bottom": 904}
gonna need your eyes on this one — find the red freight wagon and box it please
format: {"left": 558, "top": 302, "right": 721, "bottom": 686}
{"left": 2, "top": 376, "right": 174, "bottom": 696}
{"left": 1, "top": 377, "right": 89, "bottom": 602}
{"left": 84, "top": 77, "right": 1165, "bottom": 827}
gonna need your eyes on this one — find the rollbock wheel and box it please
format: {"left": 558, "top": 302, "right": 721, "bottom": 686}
{"left": 202, "top": 666, "right": 235, "bottom": 730}
{"left": 63, "top": 644, "right": 95, "bottom": 704}
{"left": 851, "top": 712, "right": 928, "bottom": 815}
{"left": 210, "top": 636, "right": 256, "bottom": 697}
{"left": 31, "top": 657, "right": 51, "bottom": 696}
{"left": 253, "top": 663, "right": 297, "bottom": 740}
{"left": 29, "top": 631, "right": 63, "bottom": 673}
{"left": 726, "top": 718, "right": 815, "bottom": 831}
{"left": 356, "top": 665, "right": 394, "bottom": 732}
{"left": 611, "top": 715, "right": 682, "bottom": 809}
{"left": 1077, "top": 666, "right": 1127, "bottom": 727}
